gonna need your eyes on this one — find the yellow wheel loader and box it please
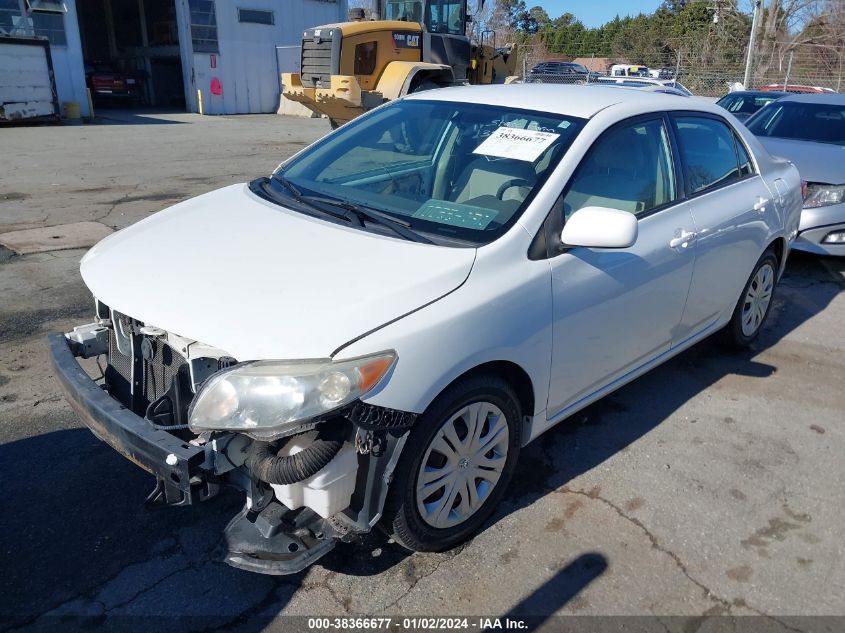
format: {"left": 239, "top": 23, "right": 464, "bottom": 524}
{"left": 282, "top": 0, "right": 517, "bottom": 128}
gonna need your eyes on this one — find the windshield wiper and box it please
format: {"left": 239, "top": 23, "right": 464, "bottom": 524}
{"left": 268, "top": 174, "right": 432, "bottom": 244}
{"left": 302, "top": 195, "right": 433, "bottom": 244}
{"left": 268, "top": 174, "right": 351, "bottom": 223}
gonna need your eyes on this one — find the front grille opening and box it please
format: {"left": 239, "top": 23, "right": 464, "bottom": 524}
{"left": 105, "top": 324, "right": 193, "bottom": 430}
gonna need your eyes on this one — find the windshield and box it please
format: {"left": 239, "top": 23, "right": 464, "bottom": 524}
{"left": 717, "top": 93, "right": 780, "bottom": 115}
{"left": 746, "top": 101, "right": 845, "bottom": 146}
{"left": 273, "top": 99, "right": 585, "bottom": 245}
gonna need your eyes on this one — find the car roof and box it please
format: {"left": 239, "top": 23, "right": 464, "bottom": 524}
{"left": 723, "top": 90, "right": 788, "bottom": 97}
{"left": 405, "top": 83, "right": 717, "bottom": 119}
{"left": 777, "top": 92, "right": 845, "bottom": 104}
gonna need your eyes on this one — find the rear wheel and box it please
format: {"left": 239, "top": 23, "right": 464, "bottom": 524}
{"left": 383, "top": 375, "right": 522, "bottom": 552}
{"left": 409, "top": 79, "right": 440, "bottom": 93}
{"left": 723, "top": 249, "right": 778, "bottom": 347}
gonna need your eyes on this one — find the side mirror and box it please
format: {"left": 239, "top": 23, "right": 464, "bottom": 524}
{"left": 560, "top": 206, "right": 638, "bottom": 249}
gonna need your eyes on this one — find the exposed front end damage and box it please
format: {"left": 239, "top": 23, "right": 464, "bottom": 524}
{"left": 50, "top": 307, "right": 416, "bottom": 575}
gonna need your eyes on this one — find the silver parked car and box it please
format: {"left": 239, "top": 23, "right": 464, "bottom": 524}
{"left": 745, "top": 93, "right": 845, "bottom": 255}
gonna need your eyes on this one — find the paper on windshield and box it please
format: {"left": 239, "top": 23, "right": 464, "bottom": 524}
{"left": 473, "top": 127, "right": 560, "bottom": 162}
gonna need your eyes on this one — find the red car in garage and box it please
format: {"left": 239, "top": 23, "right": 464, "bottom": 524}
{"left": 85, "top": 63, "right": 142, "bottom": 104}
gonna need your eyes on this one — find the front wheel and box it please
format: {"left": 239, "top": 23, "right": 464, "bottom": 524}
{"left": 723, "top": 249, "right": 778, "bottom": 347}
{"left": 383, "top": 375, "right": 522, "bottom": 552}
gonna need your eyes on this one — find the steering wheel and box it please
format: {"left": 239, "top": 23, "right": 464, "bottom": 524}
{"left": 496, "top": 178, "right": 530, "bottom": 200}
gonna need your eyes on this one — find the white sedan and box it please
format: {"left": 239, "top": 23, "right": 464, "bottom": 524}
{"left": 52, "top": 84, "right": 802, "bottom": 574}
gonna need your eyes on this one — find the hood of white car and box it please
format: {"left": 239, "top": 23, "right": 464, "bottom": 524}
{"left": 81, "top": 184, "right": 476, "bottom": 360}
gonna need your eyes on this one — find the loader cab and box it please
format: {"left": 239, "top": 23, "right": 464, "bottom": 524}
{"left": 382, "top": 0, "right": 471, "bottom": 80}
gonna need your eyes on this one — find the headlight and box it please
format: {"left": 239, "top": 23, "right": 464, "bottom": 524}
{"left": 188, "top": 352, "right": 396, "bottom": 439}
{"left": 822, "top": 230, "right": 845, "bottom": 244}
{"left": 803, "top": 182, "right": 845, "bottom": 209}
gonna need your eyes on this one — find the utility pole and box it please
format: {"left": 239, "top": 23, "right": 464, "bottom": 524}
{"left": 743, "top": 0, "right": 762, "bottom": 89}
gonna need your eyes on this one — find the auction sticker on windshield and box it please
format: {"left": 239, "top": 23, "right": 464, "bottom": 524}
{"left": 473, "top": 126, "right": 560, "bottom": 162}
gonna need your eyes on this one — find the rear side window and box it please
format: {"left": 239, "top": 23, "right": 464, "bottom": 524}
{"left": 673, "top": 116, "right": 743, "bottom": 195}
{"left": 563, "top": 117, "right": 676, "bottom": 218}
{"left": 354, "top": 42, "right": 377, "bottom": 76}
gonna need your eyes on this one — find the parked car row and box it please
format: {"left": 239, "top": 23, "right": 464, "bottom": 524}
{"left": 53, "top": 84, "right": 806, "bottom": 577}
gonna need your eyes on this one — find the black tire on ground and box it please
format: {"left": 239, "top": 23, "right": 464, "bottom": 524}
{"left": 722, "top": 248, "right": 779, "bottom": 348}
{"left": 382, "top": 374, "right": 522, "bottom": 552}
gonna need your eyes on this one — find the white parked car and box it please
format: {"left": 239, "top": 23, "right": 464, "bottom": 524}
{"left": 51, "top": 85, "right": 802, "bottom": 575}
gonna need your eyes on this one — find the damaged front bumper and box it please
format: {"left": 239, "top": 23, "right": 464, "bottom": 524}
{"left": 48, "top": 332, "right": 207, "bottom": 505}
{"left": 49, "top": 330, "right": 415, "bottom": 575}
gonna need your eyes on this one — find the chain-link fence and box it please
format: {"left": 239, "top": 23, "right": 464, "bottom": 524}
{"left": 512, "top": 39, "right": 844, "bottom": 98}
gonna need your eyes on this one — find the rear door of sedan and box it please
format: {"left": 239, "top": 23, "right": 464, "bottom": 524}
{"left": 543, "top": 114, "right": 697, "bottom": 426}
{"left": 668, "top": 113, "right": 775, "bottom": 343}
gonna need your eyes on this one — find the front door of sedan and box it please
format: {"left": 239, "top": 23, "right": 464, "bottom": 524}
{"left": 543, "top": 115, "right": 697, "bottom": 425}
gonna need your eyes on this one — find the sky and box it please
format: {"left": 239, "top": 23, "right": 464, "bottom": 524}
{"left": 539, "top": 0, "right": 662, "bottom": 28}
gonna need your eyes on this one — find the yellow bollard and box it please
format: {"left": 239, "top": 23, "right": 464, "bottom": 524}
{"left": 62, "top": 101, "right": 81, "bottom": 119}
{"left": 86, "top": 88, "right": 95, "bottom": 120}
{"left": 197, "top": 89, "right": 204, "bottom": 115}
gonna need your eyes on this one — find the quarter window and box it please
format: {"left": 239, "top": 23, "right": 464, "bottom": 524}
{"left": 674, "top": 116, "right": 743, "bottom": 195}
{"left": 563, "top": 118, "right": 676, "bottom": 218}
{"left": 734, "top": 134, "right": 754, "bottom": 177}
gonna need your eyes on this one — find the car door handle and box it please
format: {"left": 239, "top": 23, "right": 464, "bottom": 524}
{"left": 753, "top": 197, "right": 769, "bottom": 213}
{"left": 669, "top": 229, "right": 697, "bottom": 249}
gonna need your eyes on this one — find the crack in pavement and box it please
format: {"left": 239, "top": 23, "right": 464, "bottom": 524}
{"left": 375, "top": 544, "right": 468, "bottom": 613}
{"left": 556, "top": 486, "right": 733, "bottom": 610}
{"left": 555, "top": 487, "right": 813, "bottom": 633}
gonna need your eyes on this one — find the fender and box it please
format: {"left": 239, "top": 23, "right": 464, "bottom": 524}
{"left": 375, "top": 61, "right": 456, "bottom": 100}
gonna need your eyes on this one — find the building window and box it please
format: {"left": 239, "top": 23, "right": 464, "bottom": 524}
{"left": 31, "top": 11, "right": 65, "bottom": 44}
{"left": 0, "top": 0, "right": 66, "bottom": 45}
{"left": 0, "top": 0, "right": 25, "bottom": 37}
{"left": 26, "top": 0, "right": 65, "bottom": 13}
{"left": 238, "top": 8, "right": 273, "bottom": 25}
{"left": 189, "top": 0, "right": 218, "bottom": 53}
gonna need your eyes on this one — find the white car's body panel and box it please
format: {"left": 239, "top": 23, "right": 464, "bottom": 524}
{"left": 80, "top": 184, "right": 475, "bottom": 360}
{"left": 80, "top": 84, "right": 803, "bottom": 447}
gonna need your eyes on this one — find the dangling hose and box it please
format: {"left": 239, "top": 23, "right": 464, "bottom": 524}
{"left": 245, "top": 423, "right": 345, "bottom": 485}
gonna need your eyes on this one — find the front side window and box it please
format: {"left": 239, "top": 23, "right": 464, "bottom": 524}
{"left": 189, "top": 0, "right": 218, "bottom": 53}
{"left": 563, "top": 118, "right": 676, "bottom": 218}
{"left": 746, "top": 101, "right": 845, "bottom": 146}
{"left": 272, "top": 100, "right": 585, "bottom": 245}
{"left": 674, "top": 116, "right": 743, "bottom": 194}
{"left": 383, "top": 0, "right": 422, "bottom": 22}
{"left": 427, "top": 0, "right": 463, "bottom": 34}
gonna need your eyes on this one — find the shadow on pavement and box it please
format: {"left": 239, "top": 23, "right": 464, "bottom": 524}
{"left": 92, "top": 109, "right": 188, "bottom": 126}
{"left": 0, "top": 253, "right": 841, "bottom": 629}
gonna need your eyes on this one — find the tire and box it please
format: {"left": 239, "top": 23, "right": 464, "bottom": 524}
{"left": 383, "top": 375, "right": 522, "bottom": 552}
{"left": 722, "top": 249, "right": 779, "bottom": 348}
{"left": 409, "top": 79, "right": 440, "bottom": 93}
